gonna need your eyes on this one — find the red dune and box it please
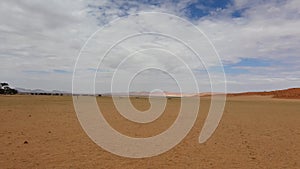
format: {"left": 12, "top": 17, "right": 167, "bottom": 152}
{"left": 227, "top": 88, "right": 300, "bottom": 99}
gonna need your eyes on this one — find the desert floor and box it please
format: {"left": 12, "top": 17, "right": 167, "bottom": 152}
{"left": 0, "top": 95, "right": 299, "bottom": 169}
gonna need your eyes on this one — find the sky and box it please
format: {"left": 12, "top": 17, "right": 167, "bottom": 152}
{"left": 1, "top": 0, "right": 300, "bottom": 93}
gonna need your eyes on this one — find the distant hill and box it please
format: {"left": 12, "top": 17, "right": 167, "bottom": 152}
{"left": 10, "top": 87, "right": 300, "bottom": 99}
{"left": 15, "top": 87, "right": 67, "bottom": 94}
{"left": 102, "top": 91, "right": 195, "bottom": 97}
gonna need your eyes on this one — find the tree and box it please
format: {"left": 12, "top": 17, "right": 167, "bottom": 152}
{"left": 0, "top": 82, "right": 18, "bottom": 95}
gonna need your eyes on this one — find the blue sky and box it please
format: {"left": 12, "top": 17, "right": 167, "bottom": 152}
{"left": 185, "top": 0, "right": 232, "bottom": 19}
{"left": 1, "top": 0, "right": 299, "bottom": 92}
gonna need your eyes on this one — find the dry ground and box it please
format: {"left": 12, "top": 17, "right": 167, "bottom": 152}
{"left": 0, "top": 95, "right": 299, "bottom": 168}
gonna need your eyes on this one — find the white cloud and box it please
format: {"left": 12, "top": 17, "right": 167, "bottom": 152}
{"left": 0, "top": 0, "right": 299, "bottom": 92}
{"left": 197, "top": 0, "right": 300, "bottom": 62}
{"left": 0, "top": 0, "right": 98, "bottom": 90}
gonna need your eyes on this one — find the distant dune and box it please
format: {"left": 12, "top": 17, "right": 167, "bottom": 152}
{"left": 149, "top": 88, "right": 300, "bottom": 99}
{"left": 227, "top": 88, "right": 300, "bottom": 99}
{"left": 73, "top": 88, "right": 300, "bottom": 99}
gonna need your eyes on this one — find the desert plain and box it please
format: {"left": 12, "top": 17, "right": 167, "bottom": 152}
{"left": 0, "top": 94, "right": 300, "bottom": 169}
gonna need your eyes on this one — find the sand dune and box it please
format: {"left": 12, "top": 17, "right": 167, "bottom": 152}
{"left": 227, "top": 88, "right": 300, "bottom": 99}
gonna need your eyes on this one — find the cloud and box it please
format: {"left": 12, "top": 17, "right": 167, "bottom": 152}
{"left": 1, "top": 0, "right": 299, "bottom": 92}
{"left": 0, "top": 0, "right": 98, "bottom": 90}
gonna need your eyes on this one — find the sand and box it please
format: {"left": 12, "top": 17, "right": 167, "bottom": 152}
{"left": 0, "top": 95, "right": 300, "bottom": 168}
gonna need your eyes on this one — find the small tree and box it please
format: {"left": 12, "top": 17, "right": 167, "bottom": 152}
{"left": 0, "top": 82, "right": 18, "bottom": 95}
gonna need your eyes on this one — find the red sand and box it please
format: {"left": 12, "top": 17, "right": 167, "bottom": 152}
{"left": 227, "top": 88, "right": 300, "bottom": 99}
